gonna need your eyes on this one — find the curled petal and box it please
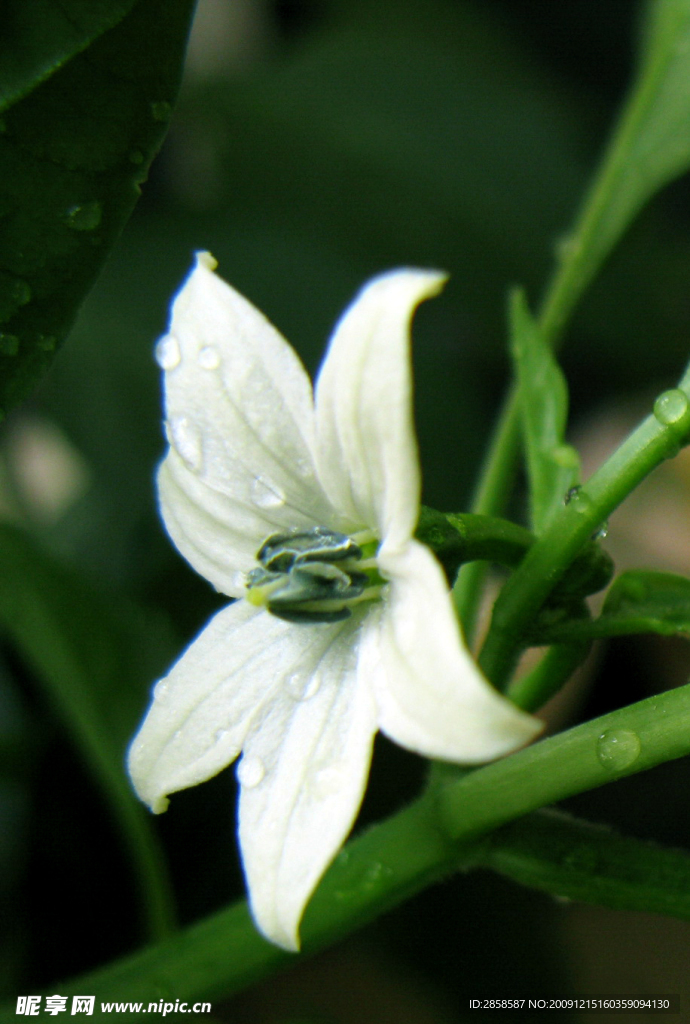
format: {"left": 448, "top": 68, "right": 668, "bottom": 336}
{"left": 158, "top": 253, "right": 335, "bottom": 596}
{"left": 365, "top": 541, "right": 542, "bottom": 761}
{"left": 315, "top": 269, "right": 447, "bottom": 549}
{"left": 238, "top": 613, "right": 378, "bottom": 950}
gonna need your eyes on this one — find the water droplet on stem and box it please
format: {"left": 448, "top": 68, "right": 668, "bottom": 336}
{"left": 596, "top": 729, "right": 641, "bottom": 771}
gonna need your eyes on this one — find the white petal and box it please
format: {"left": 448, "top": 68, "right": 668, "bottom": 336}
{"left": 128, "top": 599, "right": 349, "bottom": 813}
{"left": 238, "top": 613, "right": 378, "bottom": 950}
{"left": 158, "top": 253, "right": 336, "bottom": 596}
{"left": 364, "top": 541, "right": 542, "bottom": 761}
{"left": 314, "top": 269, "right": 447, "bottom": 549}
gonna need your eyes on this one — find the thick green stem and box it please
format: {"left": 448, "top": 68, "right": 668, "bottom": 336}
{"left": 479, "top": 387, "right": 690, "bottom": 690}
{"left": 439, "top": 681, "right": 690, "bottom": 840}
{"left": 20, "top": 680, "right": 690, "bottom": 1021}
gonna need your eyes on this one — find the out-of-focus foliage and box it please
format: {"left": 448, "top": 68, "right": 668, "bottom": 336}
{"left": 0, "top": 0, "right": 195, "bottom": 416}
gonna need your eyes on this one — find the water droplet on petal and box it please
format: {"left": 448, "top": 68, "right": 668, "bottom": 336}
{"left": 64, "top": 201, "right": 102, "bottom": 231}
{"left": 153, "top": 680, "right": 169, "bottom": 701}
{"left": 251, "top": 477, "right": 285, "bottom": 509}
{"left": 237, "top": 754, "right": 265, "bottom": 788}
{"left": 214, "top": 729, "right": 240, "bottom": 758}
{"left": 155, "top": 334, "right": 181, "bottom": 370}
{"left": 169, "top": 416, "right": 203, "bottom": 472}
{"left": 197, "top": 345, "right": 221, "bottom": 370}
{"left": 285, "top": 671, "right": 321, "bottom": 701}
{"left": 596, "top": 729, "right": 641, "bottom": 771}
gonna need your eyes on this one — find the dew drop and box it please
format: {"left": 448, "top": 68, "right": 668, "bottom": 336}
{"left": 0, "top": 333, "right": 19, "bottom": 356}
{"left": 37, "top": 334, "right": 57, "bottom": 351}
{"left": 596, "top": 729, "right": 641, "bottom": 771}
{"left": 197, "top": 345, "right": 221, "bottom": 370}
{"left": 237, "top": 754, "right": 265, "bottom": 788}
{"left": 654, "top": 389, "right": 690, "bottom": 429}
{"left": 564, "top": 484, "right": 593, "bottom": 515}
{"left": 285, "top": 671, "right": 321, "bottom": 701}
{"left": 251, "top": 477, "right": 286, "bottom": 509}
{"left": 153, "top": 680, "right": 169, "bottom": 701}
{"left": 64, "top": 201, "right": 102, "bottom": 231}
{"left": 155, "top": 334, "right": 181, "bottom": 370}
{"left": 214, "top": 729, "right": 239, "bottom": 758}
{"left": 333, "top": 860, "right": 393, "bottom": 901}
{"left": 169, "top": 416, "right": 203, "bottom": 471}
{"left": 151, "top": 100, "right": 172, "bottom": 122}
{"left": 129, "top": 149, "right": 145, "bottom": 165}
{"left": 591, "top": 520, "right": 608, "bottom": 541}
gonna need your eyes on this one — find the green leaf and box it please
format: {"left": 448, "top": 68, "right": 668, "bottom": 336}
{"left": 0, "top": 1, "right": 138, "bottom": 110}
{"left": 534, "top": 569, "right": 690, "bottom": 644}
{"left": 509, "top": 288, "right": 580, "bottom": 533}
{"left": 0, "top": 0, "right": 196, "bottom": 417}
{"left": 484, "top": 808, "right": 690, "bottom": 921}
{"left": 542, "top": 0, "right": 690, "bottom": 342}
{"left": 0, "top": 523, "right": 176, "bottom": 939}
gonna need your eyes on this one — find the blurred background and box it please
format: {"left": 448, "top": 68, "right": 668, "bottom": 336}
{"left": 3, "top": 0, "right": 690, "bottom": 1019}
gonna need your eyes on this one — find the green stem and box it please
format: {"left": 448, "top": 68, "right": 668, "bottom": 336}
{"left": 21, "top": 679, "right": 690, "bottom": 1021}
{"left": 507, "top": 640, "right": 591, "bottom": 712}
{"left": 439, "top": 680, "right": 690, "bottom": 840}
{"left": 452, "top": 19, "right": 685, "bottom": 633}
{"left": 479, "top": 386, "right": 690, "bottom": 690}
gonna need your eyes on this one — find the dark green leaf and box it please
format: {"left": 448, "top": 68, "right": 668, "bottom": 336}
{"left": 0, "top": 1, "right": 138, "bottom": 110}
{"left": 0, "top": 523, "right": 176, "bottom": 938}
{"left": 509, "top": 288, "right": 580, "bottom": 532}
{"left": 484, "top": 808, "right": 690, "bottom": 921}
{"left": 0, "top": 0, "right": 196, "bottom": 417}
{"left": 534, "top": 569, "right": 690, "bottom": 644}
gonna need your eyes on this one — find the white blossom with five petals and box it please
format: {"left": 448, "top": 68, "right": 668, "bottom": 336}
{"left": 127, "top": 253, "right": 541, "bottom": 951}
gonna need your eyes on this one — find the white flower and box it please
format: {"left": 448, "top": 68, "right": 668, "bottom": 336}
{"left": 127, "top": 252, "right": 541, "bottom": 951}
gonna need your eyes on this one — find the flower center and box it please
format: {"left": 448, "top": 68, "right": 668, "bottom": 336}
{"left": 245, "top": 526, "right": 384, "bottom": 623}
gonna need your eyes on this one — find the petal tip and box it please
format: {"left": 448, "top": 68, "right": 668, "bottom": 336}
{"left": 195, "top": 250, "right": 218, "bottom": 272}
